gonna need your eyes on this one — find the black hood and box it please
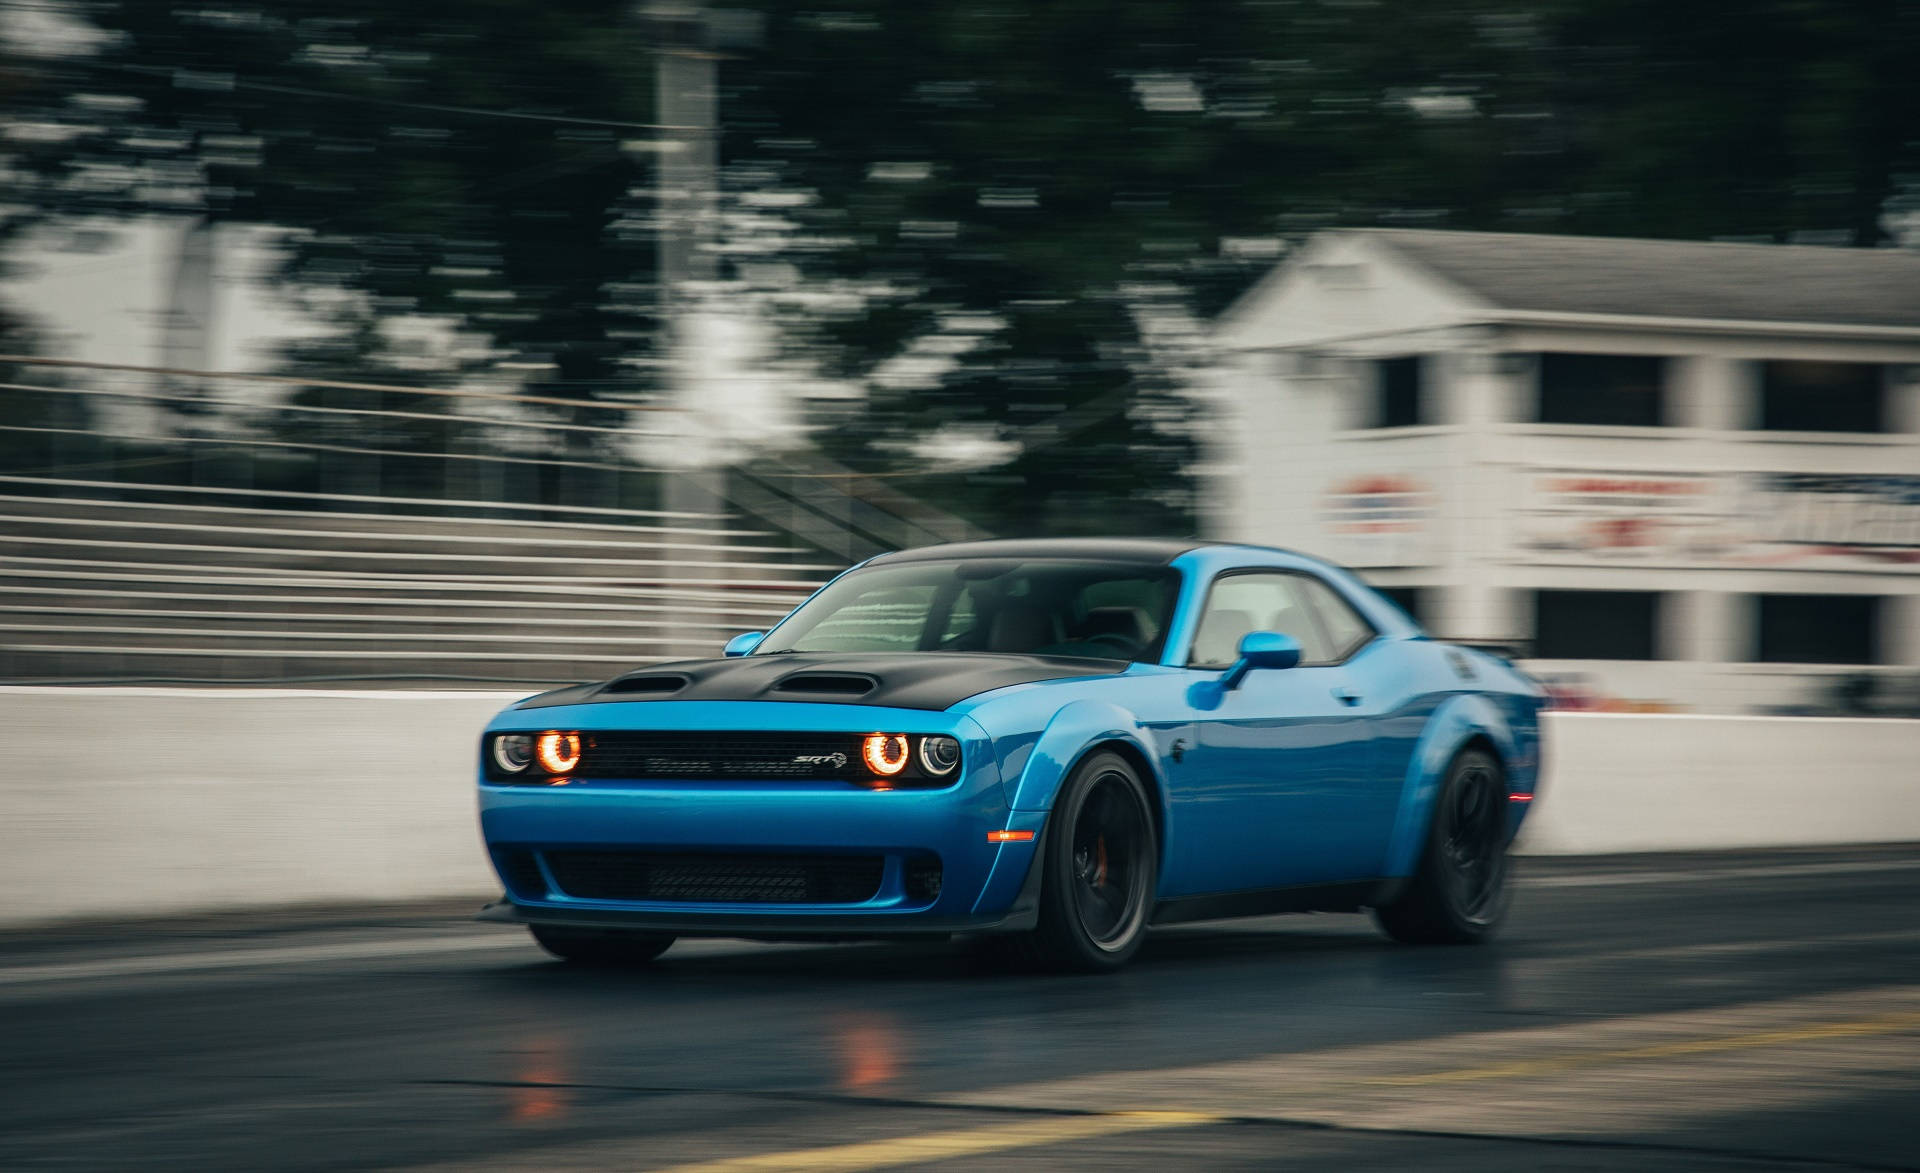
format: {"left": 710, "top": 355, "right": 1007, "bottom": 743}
{"left": 513, "top": 652, "right": 1127, "bottom": 713}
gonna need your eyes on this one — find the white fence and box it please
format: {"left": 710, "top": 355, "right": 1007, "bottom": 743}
{"left": 1, "top": 688, "right": 1915, "bottom": 927}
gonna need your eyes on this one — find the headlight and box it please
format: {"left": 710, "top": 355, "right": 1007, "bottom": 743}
{"left": 861, "top": 733, "right": 910, "bottom": 777}
{"left": 491, "top": 733, "right": 534, "bottom": 774}
{"left": 535, "top": 731, "right": 583, "bottom": 774}
{"left": 918, "top": 735, "right": 961, "bottom": 776}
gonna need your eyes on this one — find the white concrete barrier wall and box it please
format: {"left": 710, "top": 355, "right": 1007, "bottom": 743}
{"left": 2, "top": 689, "right": 1916, "bottom": 927}
{"left": 3, "top": 688, "right": 521, "bottom": 927}
{"left": 1516, "top": 712, "right": 1920, "bottom": 855}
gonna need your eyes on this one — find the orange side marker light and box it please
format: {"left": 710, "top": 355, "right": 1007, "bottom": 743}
{"left": 987, "top": 829, "right": 1036, "bottom": 843}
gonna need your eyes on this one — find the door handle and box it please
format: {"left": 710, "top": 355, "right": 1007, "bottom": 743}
{"left": 1332, "top": 687, "right": 1362, "bottom": 707}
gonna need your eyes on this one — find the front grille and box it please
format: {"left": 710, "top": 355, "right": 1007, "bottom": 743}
{"left": 575, "top": 731, "right": 867, "bottom": 781}
{"left": 544, "top": 850, "right": 885, "bottom": 904}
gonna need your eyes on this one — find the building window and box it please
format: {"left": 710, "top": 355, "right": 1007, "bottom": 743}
{"left": 1372, "top": 585, "right": 1429, "bottom": 628}
{"left": 1532, "top": 590, "right": 1663, "bottom": 659}
{"left": 1536, "top": 353, "right": 1667, "bottom": 427}
{"left": 1370, "top": 356, "right": 1424, "bottom": 428}
{"left": 1758, "top": 361, "right": 1887, "bottom": 432}
{"left": 1754, "top": 594, "right": 1882, "bottom": 664}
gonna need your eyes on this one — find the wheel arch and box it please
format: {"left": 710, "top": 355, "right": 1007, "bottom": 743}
{"left": 1382, "top": 694, "right": 1518, "bottom": 878}
{"left": 1458, "top": 730, "right": 1501, "bottom": 765}
{"left": 1007, "top": 700, "right": 1170, "bottom": 842}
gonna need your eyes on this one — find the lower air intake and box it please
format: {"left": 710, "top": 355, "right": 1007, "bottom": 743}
{"left": 905, "top": 854, "right": 943, "bottom": 904}
{"left": 493, "top": 848, "right": 547, "bottom": 899}
{"left": 543, "top": 850, "right": 885, "bottom": 904}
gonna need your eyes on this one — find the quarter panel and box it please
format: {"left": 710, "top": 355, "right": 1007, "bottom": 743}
{"left": 1381, "top": 690, "right": 1522, "bottom": 878}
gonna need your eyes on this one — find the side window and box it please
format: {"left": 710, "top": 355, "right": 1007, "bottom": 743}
{"left": 1187, "top": 573, "right": 1334, "bottom": 668}
{"left": 1297, "top": 576, "right": 1377, "bottom": 660}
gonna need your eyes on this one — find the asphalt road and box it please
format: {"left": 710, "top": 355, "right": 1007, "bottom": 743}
{"left": 3, "top": 847, "right": 1919, "bottom": 1172}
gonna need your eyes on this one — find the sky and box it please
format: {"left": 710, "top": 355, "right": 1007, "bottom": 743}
{"left": 4, "top": 217, "right": 324, "bottom": 379}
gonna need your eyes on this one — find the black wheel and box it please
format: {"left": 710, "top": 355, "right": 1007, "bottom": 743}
{"left": 1373, "top": 748, "right": 1511, "bottom": 944}
{"left": 529, "top": 925, "right": 675, "bottom": 965}
{"left": 1015, "top": 751, "right": 1159, "bottom": 972}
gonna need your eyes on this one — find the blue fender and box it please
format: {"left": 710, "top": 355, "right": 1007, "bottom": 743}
{"left": 1006, "top": 699, "right": 1169, "bottom": 824}
{"left": 1381, "top": 693, "right": 1519, "bottom": 878}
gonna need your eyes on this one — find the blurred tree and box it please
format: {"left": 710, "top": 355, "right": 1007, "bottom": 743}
{"left": 2, "top": 0, "right": 659, "bottom": 509}
{"left": 4, "top": 0, "right": 1916, "bottom": 535}
{"left": 718, "top": 0, "right": 1919, "bottom": 534}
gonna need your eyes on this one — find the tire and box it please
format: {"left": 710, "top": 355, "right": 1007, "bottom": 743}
{"left": 1373, "top": 747, "right": 1511, "bottom": 945}
{"left": 1007, "top": 750, "right": 1159, "bottom": 972}
{"left": 529, "top": 925, "right": 675, "bottom": 965}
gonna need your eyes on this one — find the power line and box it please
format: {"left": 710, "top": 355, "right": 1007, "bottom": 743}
{"left": 1, "top": 379, "right": 679, "bottom": 442}
{"left": 57, "top": 58, "right": 692, "bottom": 135}
{"left": 0, "top": 357, "right": 673, "bottom": 413}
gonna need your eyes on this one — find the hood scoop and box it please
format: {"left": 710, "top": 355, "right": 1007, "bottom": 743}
{"left": 601, "top": 672, "right": 691, "bottom": 696}
{"left": 770, "top": 672, "right": 878, "bottom": 697}
{"left": 513, "top": 652, "right": 1125, "bottom": 712}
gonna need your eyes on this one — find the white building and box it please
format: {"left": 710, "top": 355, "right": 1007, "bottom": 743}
{"left": 1212, "top": 229, "right": 1920, "bottom": 714}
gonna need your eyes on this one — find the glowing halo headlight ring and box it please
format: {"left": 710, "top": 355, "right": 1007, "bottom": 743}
{"left": 861, "top": 733, "right": 910, "bottom": 777}
{"left": 535, "top": 730, "right": 583, "bottom": 775}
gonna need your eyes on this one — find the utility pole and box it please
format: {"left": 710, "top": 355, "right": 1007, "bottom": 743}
{"left": 161, "top": 215, "right": 221, "bottom": 488}
{"left": 650, "top": 5, "right": 720, "bottom": 317}
{"left": 643, "top": 5, "right": 758, "bottom": 652}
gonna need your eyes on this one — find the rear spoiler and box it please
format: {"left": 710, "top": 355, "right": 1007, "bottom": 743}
{"left": 1438, "top": 637, "right": 1533, "bottom": 663}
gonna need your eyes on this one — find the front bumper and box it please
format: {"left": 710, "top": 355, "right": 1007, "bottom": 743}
{"left": 476, "top": 875, "right": 1044, "bottom": 938}
{"left": 475, "top": 702, "right": 1047, "bottom": 937}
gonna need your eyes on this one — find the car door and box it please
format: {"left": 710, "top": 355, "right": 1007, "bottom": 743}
{"left": 1167, "top": 570, "right": 1392, "bottom": 895}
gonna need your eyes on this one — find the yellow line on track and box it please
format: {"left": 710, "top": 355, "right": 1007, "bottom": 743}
{"left": 636, "top": 1005, "right": 1920, "bottom": 1172}
{"left": 1363, "top": 1009, "right": 1920, "bottom": 1087}
{"left": 643, "top": 1110, "right": 1222, "bottom": 1173}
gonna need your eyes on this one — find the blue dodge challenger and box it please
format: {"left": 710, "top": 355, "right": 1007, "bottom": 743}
{"left": 477, "top": 538, "right": 1544, "bottom": 971}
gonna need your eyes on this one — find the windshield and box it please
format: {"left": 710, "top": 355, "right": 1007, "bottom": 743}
{"left": 755, "top": 559, "right": 1183, "bottom": 663}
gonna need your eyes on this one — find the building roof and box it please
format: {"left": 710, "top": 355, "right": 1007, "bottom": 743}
{"left": 1359, "top": 229, "right": 1920, "bottom": 330}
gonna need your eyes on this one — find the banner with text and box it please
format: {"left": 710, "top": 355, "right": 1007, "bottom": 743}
{"left": 1514, "top": 469, "right": 1920, "bottom": 571}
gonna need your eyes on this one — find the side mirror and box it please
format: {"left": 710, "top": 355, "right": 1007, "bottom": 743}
{"left": 1220, "top": 630, "right": 1301, "bottom": 690}
{"left": 1238, "top": 630, "right": 1302, "bottom": 670}
{"left": 723, "top": 631, "right": 766, "bottom": 657}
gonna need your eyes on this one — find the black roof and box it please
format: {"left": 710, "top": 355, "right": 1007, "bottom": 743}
{"left": 1362, "top": 229, "right": 1920, "bottom": 329}
{"left": 865, "top": 537, "right": 1207, "bottom": 566}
